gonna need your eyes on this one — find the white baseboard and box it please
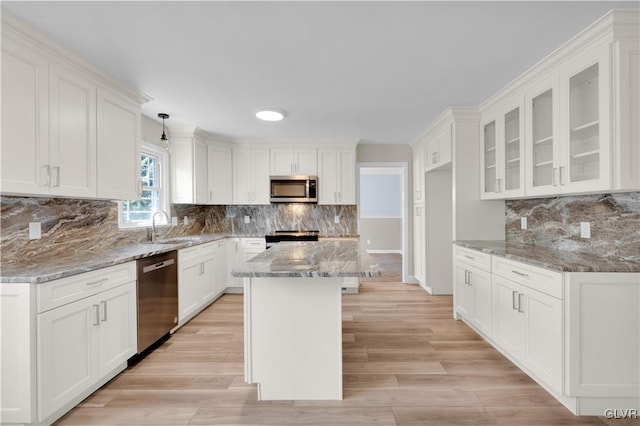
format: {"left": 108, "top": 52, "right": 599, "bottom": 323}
{"left": 366, "top": 249, "right": 403, "bottom": 254}
{"left": 405, "top": 275, "right": 419, "bottom": 284}
{"left": 225, "top": 286, "right": 244, "bottom": 294}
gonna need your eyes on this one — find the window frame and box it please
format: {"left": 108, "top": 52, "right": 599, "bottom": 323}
{"left": 118, "top": 142, "right": 170, "bottom": 229}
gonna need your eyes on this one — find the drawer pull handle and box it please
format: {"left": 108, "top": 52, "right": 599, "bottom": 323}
{"left": 464, "top": 255, "right": 475, "bottom": 260}
{"left": 512, "top": 290, "right": 519, "bottom": 310}
{"left": 93, "top": 304, "right": 100, "bottom": 326}
{"left": 101, "top": 301, "right": 108, "bottom": 322}
{"left": 517, "top": 293, "right": 525, "bottom": 313}
{"left": 511, "top": 270, "right": 529, "bottom": 278}
{"left": 87, "top": 278, "right": 109, "bottom": 286}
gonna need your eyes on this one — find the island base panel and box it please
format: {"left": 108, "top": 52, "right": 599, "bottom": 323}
{"left": 244, "top": 277, "right": 343, "bottom": 400}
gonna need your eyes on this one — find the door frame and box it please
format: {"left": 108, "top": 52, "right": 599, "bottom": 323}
{"left": 356, "top": 162, "right": 409, "bottom": 283}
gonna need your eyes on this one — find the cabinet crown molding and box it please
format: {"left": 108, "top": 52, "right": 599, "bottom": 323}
{"left": 1, "top": 8, "right": 151, "bottom": 106}
{"left": 479, "top": 8, "right": 638, "bottom": 112}
{"left": 409, "top": 106, "right": 479, "bottom": 147}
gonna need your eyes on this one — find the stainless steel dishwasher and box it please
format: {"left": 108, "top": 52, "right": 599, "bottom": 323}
{"left": 136, "top": 251, "right": 178, "bottom": 353}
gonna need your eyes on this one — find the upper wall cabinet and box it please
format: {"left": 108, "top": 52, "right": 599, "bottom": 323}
{"left": 0, "top": 12, "right": 148, "bottom": 201}
{"left": 318, "top": 148, "right": 356, "bottom": 205}
{"left": 207, "top": 144, "right": 233, "bottom": 205}
{"left": 270, "top": 148, "right": 317, "bottom": 176}
{"left": 481, "top": 98, "right": 525, "bottom": 199}
{"left": 233, "top": 147, "right": 270, "bottom": 204}
{"left": 170, "top": 128, "right": 209, "bottom": 204}
{"left": 96, "top": 88, "right": 141, "bottom": 200}
{"left": 480, "top": 10, "right": 639, "bottom": 199}
{"left": 425, "top": 124, "right": 452, "bottom": 172}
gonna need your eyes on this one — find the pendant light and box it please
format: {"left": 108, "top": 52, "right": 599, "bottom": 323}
{"left": 158, "top": 113, "right": 170, "bottom": 150}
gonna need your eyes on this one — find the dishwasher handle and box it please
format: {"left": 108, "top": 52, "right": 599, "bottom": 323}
{"left": 142, "top": 258, "right": 175, "bottom": 274}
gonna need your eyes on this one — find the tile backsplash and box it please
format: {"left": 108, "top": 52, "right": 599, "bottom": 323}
{"left": 0, "top": 196, "right": 357, "bottom": 264}
{"left": 506, "top": 192, "right": 640, "bottom": 259}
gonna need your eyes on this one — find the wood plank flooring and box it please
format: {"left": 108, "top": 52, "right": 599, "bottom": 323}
{"left": 55, "top": 255, "right": 625, "bottom": 425}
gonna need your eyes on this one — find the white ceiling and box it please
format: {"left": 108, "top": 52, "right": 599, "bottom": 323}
{"left": 3, "top": 1, "right": 636, "bottom": 145}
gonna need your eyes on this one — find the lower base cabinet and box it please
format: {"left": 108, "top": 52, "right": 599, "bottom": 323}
{"left": 453, "top": 244, "right": 639, "bottom": 415}
{"left": 1, "top": 263, "right": 137, "bottom": 425}
{"left": 37, "top": 282, "right": 136, "bottom": 420}
{"left": 177, "top": 240, "right": 225, "bottom": 327}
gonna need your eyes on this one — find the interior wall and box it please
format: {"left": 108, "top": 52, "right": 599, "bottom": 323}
{"left": 359, "top": 218, "right": 402, "bottom": 251}
{"left": 141, "top": 114, "right": 168, "bottom": 147}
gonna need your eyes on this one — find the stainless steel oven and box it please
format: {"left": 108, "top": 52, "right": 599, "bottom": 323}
{"left": 270, "top": 176, "right": 317, "bottom": 203}
{"left": 265, "top": 230, "right": 319, "bottom": 249}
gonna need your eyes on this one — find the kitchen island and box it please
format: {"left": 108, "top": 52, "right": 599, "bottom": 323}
{"left": 232, "top": 240, "right": 382, "bottom": 400}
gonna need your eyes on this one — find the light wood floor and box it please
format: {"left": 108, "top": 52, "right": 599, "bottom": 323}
{"left": 55, "top": 255, "right": 626, "bottom": 425}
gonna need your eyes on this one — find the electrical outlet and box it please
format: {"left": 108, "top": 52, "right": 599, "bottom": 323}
{"left": 334, "top": 215, "right": 340, "bottom": 224}
{"left": 521, "top": 217, "right": 527, "bottom": 230}
{"left": 580, "top": 221, "right": 591, "bottom": 238}
{"left": 171, "top": 216, "right": 178, "bottom": 226}
{"left": 183, "top": 216, "right": 189, "bottom": 225}
{"left": 29, "top": 222, "right": 41, "bottom": 240}
{"left": 366, "top": 239, "right": 371, "bottom": 245}
{"left": 244, "top": 215, "right": 250, "bottom": 224}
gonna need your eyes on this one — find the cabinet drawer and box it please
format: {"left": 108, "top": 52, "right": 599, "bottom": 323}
{"left": 178, "top": 245, "right": 201, "bottom": 265}
{"left": 453, "top": 246, "right": 491, "bottom": 272}
{"left": 37, "top": 262, "right": 136, "bottom": 313}
{"left": 492, "top": 256, "right": 563, "bottom": 299}
{"left": 241, "top": 238, "right": 265, "bottom": 249}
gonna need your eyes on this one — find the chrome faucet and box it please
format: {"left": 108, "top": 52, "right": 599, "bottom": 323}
{"left": 151, "top": 210, "right": 170, "bottom": 242}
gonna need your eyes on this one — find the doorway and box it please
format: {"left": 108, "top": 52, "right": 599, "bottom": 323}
{"left": 356, "top": 163, "right": 409, "bottom": 283}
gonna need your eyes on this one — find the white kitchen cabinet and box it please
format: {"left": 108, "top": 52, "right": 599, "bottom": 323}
{"left": 318, "top": 148, "right": 356, "bottom": 205}
{"left": 413, "top": 203, "right": 425, "bottom": 286}
{"left": 170, "top": 128, "right": 209, "bottom": 205}
{"left": 207, "top": 144, "right": 233, "bottom": 204}
{"left": 453, "top": 247, "right": 492, "bottom": 337}
{"left": 558, "top": 44, "right": 611, "bottom": 194}
{"left": 37, "top": 277, "right": 136, "bottom": 423}
{"left": 525, "top": 78, "right": 561, "bottom": 196}
{"left": 1, "top": 37, "right": 50, "bottom": 196}
{"left": 96, "top": 88, "right": 141, "bottom": 200}
{"left": 241, "top": 238, "right": 266, "bottom": 263}
{"left": 1, "top": 39, "right": 99, "bottom": 199}
{"left": 48, "top": 63, "right": 97, "bottom": 198}
{"left": 492, "top": 274, "right": 563, "bottom": 394}
{"left": 224, "top": 238, "right": 243, "bottom": 290}
{"left": 565, "top": 273, "right": 640, "bottom": 400}
{"left": 480, "top": 98, "right": 525, "bottom": 199}
{"left": 412, "top": 142, "right": 425, "bottom": 202}
{"left": 425, "top": 124, "right": 452, "bottom": 172}
{"left": 481, "top": 11, "right": 640, "bottom": 199}
{"left": 177, "top": 241, "right": 224, "bottom": 326}
{"left": 233, "top": 148, "right": 270, "bottom": 204}
{"left": 270, "top": 148, "right": 317, "bottom": 176}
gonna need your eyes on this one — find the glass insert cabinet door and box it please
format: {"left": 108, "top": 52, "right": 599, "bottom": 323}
{"left": 503, "top": 107, "right": 521, "bottom": 192}
{"left": 568, "top": 63, "right": 600, "bottom": 183}
{"left": 483, "top": 120, "right": 497, "bottom": 195}
{"left": 532, "top": 90, "right": 554, "bottom": 186}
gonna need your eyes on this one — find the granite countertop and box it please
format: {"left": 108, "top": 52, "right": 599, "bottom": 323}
{"left": 454, "top": 240, "right": 640, "bottom": 273}
{"left": 1, "top": 234, "right": 364, "bottom": 284}
{"left": 231, "top": 240, "right": 383, "bottom": 278}
{"left": 0, "top": 233, "right": 237, "bottom": 284}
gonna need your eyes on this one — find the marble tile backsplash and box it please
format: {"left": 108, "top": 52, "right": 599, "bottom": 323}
{"left": 0, "top": 196, "right": 357, "bottom": 265}
{"left": 505, "top": 192, "right": 640, "bottom": 259}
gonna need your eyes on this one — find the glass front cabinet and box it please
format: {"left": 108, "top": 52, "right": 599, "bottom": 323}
{"left": 482, "top": 11, "right": 640, "bottom": 200}
{"left": 480, "top": 99, "right": 525, "bottom": 200}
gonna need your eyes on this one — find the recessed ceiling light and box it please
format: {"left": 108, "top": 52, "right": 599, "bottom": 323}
{"left": 256, "top": 109, "right": 286, "bottom": 121}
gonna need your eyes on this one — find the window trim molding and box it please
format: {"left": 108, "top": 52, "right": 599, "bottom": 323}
{"left": 118, "top": 142, "right": 170, "bottom": 229}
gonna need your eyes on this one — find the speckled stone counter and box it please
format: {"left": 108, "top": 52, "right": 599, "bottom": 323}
{"left": 1, "top": 233, "right": 234, "bottom": 283}
{"left": 454, "top": 240, "right": 640, "bottom": 273}
{"left": 232, "top": 240, "right": 383, "bottom": 278}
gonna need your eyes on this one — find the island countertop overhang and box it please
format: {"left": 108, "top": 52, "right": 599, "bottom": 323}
{"left": 231, "top": 240, "right": 383, "bottom": 278}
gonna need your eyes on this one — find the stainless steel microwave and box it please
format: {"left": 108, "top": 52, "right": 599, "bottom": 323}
{"left": 270, "top": 176, "right": 318, "bottom": 203}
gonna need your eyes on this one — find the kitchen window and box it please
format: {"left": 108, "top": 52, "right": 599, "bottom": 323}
{"left": 119, "top": 143, "right": 169, "bottom": 228}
